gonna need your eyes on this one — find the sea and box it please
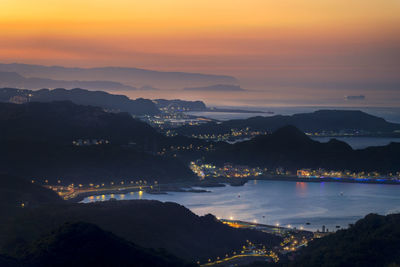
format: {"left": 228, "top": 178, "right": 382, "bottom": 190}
{"left": 82, "top": 180, "right": 400, "bottom": 232}
{"left": 83, "top": 106, "right": 400, "bottom": 232}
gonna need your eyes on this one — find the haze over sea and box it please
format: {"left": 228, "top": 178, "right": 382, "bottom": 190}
{"left": 187, "top": 106, "right": 400, "bottom": 123}
{"left": 83, "top": 180, "right": 400, "bottom": 232}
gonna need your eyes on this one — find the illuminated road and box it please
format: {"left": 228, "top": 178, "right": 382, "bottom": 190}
{"left": 47, "top": 184, "right": 152, "bottom": 200}
{"left": 200, "top": 252, "right": 277, "bottom": 266}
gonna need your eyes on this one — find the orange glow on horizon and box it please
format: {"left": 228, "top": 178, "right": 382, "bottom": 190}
{"left": 2, "top": 0, "right": 399, "bottom": 59}
{"left": 1, "top": 0, "right": 399, "bottom": 107}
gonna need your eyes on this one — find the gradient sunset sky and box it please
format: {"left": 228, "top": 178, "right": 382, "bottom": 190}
{"left": 1, "top": 0, "right": 400, "bottom": 106}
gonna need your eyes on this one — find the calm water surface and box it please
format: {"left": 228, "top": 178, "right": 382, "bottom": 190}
{"left": 83, "top": 180, "right": 400, "bottom": 232}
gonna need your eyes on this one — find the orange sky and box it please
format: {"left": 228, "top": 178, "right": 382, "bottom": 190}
{"left": 1, "top": 0, "right": 400, "bottom": 105}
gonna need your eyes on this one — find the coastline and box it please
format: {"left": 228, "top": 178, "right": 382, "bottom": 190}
{"left": 196, "top": 175, "right": 400, "bottom": 187}
{"left": 69, "top": 183, "right": 212, "bottom": 203}
{"left": 72, "top": 174, "right": 400, "bottom": 203}
{"left": 252, "top": 175, "right": 400, "bottom": 185}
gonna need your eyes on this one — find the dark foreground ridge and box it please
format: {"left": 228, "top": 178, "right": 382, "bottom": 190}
{"left": 291, "top": 213, "right": 400, "bottom": 267}
{"left": 0, "top": 175, "right": 63, "bottom": 219}
{"left": 2, "top": 173, "right": 399, "bottom": 267}
{"left": 18, "top": 222, "right": 195, "bottom": 267}
{"left": 0, "top": 174, "right": 282, "bottom": 264}
{"left": 244, "top": 213, "right": 400, "bottom": 267}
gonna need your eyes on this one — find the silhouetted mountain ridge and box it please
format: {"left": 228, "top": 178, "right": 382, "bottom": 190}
{"left": 269, "top": 125, "right": 312, "bottom": 143}
{"left": 207, "top": 126, "right": 399, "bottom": 172}
{"left": 0, "top": 63, "right": 238, "bottom": 89}
{"left": 20, "top": 222, "right": 194, "bottom": 267}
{"left": 176, "top": 110, "right": 400, "bottom": 136}
{"left": 0, "top": 175, "right": 62, "bottom": 208}
{"left": 0, "top": 173, "right": 279, "bottom": 265}
{"left": 0, "top": 100, "right": 160, "bottom": 145}
{"left": 0, "top": 87, "right": 159, "bottom": 115}
{"left": 0, "top": 71, "right": 136, "bottom": 91}
{"left": 292, "top": 213, "right": 400, "bottom": 267}
{"left": 0, "top": 101, "right": 200, "bottom": 183}
{"left": 0, "top": 193, "right": 282, "bottom": 262}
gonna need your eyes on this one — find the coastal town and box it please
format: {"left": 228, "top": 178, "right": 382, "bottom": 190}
{"left": 189, "top": 160, "right": 400, "bottom": 183}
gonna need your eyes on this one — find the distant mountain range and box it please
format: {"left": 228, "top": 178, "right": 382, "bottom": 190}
{"left": 0, "top": 63, "right": 238, "bottom": 89}
{"left": 183, "top": 84, "right": 245, "bottom": 91}
{"left": 206, "top": 125, "right": 400, "bottom": 172}
{"left": 0, "top": 87, "right": 159, "bottom": 115}
{"left": 0, "top": 71, "right": 136, "bottom": 91}
{"left": 176, "top": 110, "right": 400, "bottom": 136}
{"left": 0, "top": 87, "right": 263, "bottom": 115}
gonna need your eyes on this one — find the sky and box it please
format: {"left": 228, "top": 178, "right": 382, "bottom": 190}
{"left": 1, "top": 0, "right": 400, "bottom": 106}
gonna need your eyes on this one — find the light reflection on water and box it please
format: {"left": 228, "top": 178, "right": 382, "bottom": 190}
{"left": 82, "top": 180, "right": 400, "bottom": 231}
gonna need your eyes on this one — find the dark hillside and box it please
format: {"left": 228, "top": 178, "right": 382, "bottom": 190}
{"left": 0, "top": 87, "right": 159, "bottom": 115}
{"left": 176, "top": 110, "right": 400, "bottom": 136}
{"left": 2, "top": 200, "right": 282, "bottom": 262}
{"left": 207, "top": 125, "right": 400, "bottom": 172}
{"left": 20, "top": 222, "right": 195, "bottom": 267}
{"left": 292, "top": 213, "right": 400, "bottom": 267}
